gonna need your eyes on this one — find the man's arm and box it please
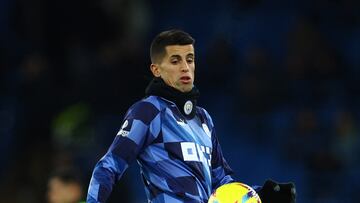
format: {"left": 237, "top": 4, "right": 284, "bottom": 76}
{"left": 210, "top": 128, "right": 235, "bottom": 191}
{"left": 87, "top": 101, "right": 161, "bottom": 202}
{"left": 200, "top": 109, "right": 235, "bottom": 191}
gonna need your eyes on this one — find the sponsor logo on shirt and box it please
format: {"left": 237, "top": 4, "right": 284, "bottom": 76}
{"left": 180, "top": 142, "right": 212, "bottom": 167}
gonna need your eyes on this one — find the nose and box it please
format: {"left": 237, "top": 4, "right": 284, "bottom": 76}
{"left": 180, "top": 61, "right": 190, "bottom": 72}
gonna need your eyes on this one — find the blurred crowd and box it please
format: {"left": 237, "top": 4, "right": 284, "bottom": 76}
{"left": 1, "top": 0, "right": 360, "bottom": 202}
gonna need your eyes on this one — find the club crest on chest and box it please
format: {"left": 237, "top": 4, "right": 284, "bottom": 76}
{"left": 184, "top": 100, "right": 193, "bottom": 115}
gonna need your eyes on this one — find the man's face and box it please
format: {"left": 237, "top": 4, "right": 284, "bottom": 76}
{"left": 47, "top": 177, "right": 82, "bottom": 203}
{"left": 151, "top": 44, "right": 195, "bottom": 92}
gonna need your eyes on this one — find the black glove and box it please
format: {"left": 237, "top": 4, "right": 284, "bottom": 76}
{"left": 258, "top": 179, "right": 296, "bottom": 203}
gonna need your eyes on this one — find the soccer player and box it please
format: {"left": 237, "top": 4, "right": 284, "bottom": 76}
{"left": 87, "top": 29, "right": 296, "bottom": 203}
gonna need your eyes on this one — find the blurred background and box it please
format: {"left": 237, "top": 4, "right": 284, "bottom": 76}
{"left": 1, "top": 0, "right": 360, "bottom": 202}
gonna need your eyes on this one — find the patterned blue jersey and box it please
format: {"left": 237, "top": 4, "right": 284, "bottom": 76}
{"left": 87, "top": 96, "right": 234, "bottom": 203}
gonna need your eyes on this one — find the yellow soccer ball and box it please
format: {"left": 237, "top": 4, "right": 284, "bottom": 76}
{"left": 208, "top": 182, "right": 262, "bottom": 203}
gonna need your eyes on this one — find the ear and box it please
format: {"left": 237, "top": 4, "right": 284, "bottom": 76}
{"left": 150, "top": 64, "right": 161, "bottom": 77}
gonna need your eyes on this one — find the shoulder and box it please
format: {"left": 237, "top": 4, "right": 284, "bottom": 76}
{"left": 125, "top": 96, "right": 163, "bottom": 125}
{"left": 196, "top": 106, "right": 214, "bottom": 127}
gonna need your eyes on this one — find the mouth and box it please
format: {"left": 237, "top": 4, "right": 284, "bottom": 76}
{"left": 180, "top": 76, "right": 192, "bottom": 84}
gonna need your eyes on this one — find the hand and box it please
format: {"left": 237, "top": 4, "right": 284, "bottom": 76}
{"left": 258, "top": 179, "right": 296, "bottom": 203}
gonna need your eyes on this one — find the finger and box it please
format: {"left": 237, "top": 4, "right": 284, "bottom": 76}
{"left": 291, "top": 187, "right": 296, "bottom": 196}
{"left": 264, "top": 179, "right": 277, "bottom": 188}
{"left": 279, "top": 182, "right": 294, "bottom": 189}
{"left": 279, "top": 182, "right": 296, "bottom": 196}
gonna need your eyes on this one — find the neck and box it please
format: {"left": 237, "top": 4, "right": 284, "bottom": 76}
{"left": 145, "top": 77, "right": 200, "bottom": 119}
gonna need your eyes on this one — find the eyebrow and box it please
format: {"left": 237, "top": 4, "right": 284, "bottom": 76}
{"left": 169, "top": 53, "right": 195, "bottom": 59}
{"left": 187, "top": 53, "right": 195, "bottom": 58}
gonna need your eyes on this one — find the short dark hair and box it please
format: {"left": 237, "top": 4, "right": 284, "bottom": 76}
{"left": 150, "top": 29, "right": 195, "bottom": 63}
{"left": 49, "top": 168, "right": 83, "bottom": 186}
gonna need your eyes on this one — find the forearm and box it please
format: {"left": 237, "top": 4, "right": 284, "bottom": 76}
{"left": 211, "top": 166, "right": 235, "bottom": 191}
{"left": 87, "top": 166, "right": 115, "bottom": 202}
{"left": 87, "top": 155, "right": 128, "bottom": 202}
{"left": 216, "top": 174, "right": 235, "bottom": 188}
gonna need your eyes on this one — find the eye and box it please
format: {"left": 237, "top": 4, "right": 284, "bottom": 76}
{"left": 171, "top": 60, "right": 178, "bottom": 65}
{"left": 187, "top": 58, "right": 194, "bottom": 64}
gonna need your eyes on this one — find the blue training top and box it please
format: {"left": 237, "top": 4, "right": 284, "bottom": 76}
{"left": 87, "top": 96, "right": 234, "bottom": 203}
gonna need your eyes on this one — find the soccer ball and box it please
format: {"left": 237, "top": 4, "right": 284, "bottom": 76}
{"left": 208, "top": 182, "right": 262, "bottom": 203}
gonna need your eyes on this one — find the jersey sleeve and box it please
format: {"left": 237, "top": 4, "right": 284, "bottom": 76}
{"left": 210, "top": 128, "right": 235, "bottom": 190}
{"left": 87, "top": 101, "right": 161, "bottom": 203}
{"left": 201, "top": 109, "right": 235, "bottom": 191}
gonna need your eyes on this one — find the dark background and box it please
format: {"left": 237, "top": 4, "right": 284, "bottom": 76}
{"left": 1, "top": 0, "right": 360, "bottom": 202}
